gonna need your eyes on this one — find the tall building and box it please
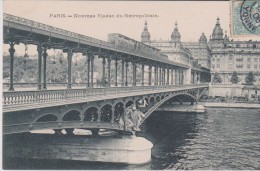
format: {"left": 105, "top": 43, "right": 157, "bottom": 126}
{"left": 141, "top": 21, "right": 211, "bottom": 84}
{"left": 184, "top": 33, "right": 212, "bottom": 70}
{"left": 209, "top": 18, "right": 260, "bottom": 85}
{"left": 141, "top": 21, "right": 193, "bottom": 67}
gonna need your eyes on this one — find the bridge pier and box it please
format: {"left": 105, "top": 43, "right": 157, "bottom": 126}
{"left": 4, "top": 134, "right": 153, "bottom": 165}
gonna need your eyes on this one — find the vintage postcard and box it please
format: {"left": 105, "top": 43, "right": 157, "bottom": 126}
{"left": 2, "top": 0, "right": 260, "bottom": 170}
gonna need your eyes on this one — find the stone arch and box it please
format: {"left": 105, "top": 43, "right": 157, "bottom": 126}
{"left": 114, "top": 102, "right": 124, "bottom": 123}
{"left": 83, "top": 107, "right": 99, "bottom": 122}
{"left": 62, "top": 110, "right": 81, "bottom": 121}
{"left": 34, "top": 114, "right": 58, "bottom": 123}
{"left": 101, "top": 104, "right": 112, "bottom": 122}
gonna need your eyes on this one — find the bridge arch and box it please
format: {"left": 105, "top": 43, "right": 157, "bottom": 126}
{"left": 34, "top": 113, "right": 58, "bottom": 123}
{"left": 83, "top": 107, "right": 99, "bottom": 122}
{"left": 114, "top": 102, "right": 124, "bottom": 123}
{"left": 100, "top": 104, "right": 113, "bottom": 122}
{"left": 62, "top": 110, "right": 81, "bottom": 121}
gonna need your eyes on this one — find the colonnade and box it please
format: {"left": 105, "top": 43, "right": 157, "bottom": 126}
{"left": 6, "top": 42, "right": 196, "bottom": 91}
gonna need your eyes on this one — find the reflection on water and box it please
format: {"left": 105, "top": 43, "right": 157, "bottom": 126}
{"left": 3, "top": 108, "right": 260, "bottom": 170}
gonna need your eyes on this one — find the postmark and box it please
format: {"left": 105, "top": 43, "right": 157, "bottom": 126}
{"left": 231, "top": 0, "right": 260, "bottom": 36}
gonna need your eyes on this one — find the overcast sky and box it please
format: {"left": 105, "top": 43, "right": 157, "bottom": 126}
{"left": 3, "top": 1, "right": 259, "bottom": 55}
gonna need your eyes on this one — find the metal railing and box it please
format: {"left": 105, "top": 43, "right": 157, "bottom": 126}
{"left": 3, "top": 84, "right": 208, "bottom": 106}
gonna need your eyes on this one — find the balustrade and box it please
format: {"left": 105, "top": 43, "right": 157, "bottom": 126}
{"left": 3, "top": 84, "right": 208, "bottom": 107}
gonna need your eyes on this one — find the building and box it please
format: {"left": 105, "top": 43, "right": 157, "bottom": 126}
{"left": 141, "top": 21, "right": 211, "bottom": 84}
{"left": 184, "top": 33, "right": 212, "bottom": 70}
{"left": 208, "top": 18, "right": 260, "bottom": 98}
{"left": 209, "top": 17, "right": 260, "bottom": 85}
{"left": 142, "top": 21, "right": 193, "bottom": 67}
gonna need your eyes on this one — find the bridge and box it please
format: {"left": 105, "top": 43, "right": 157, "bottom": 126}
{"left": 3, "top": 13, "right": 209, "bottom": 135}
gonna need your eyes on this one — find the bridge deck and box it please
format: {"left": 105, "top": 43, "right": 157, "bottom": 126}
{"left": 3, "top": 84, "right": 208, "bottom": 113}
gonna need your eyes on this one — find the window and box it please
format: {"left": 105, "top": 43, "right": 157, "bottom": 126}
{"left": 229, "top": 64, "right": 233, "bottom": 69}
{"left": 254, "top": 64, "right": 257, "bottom": 69}
{"left": 236, "top": 44, "right": 240, "bottom": 48}
{"left": 247, "top": 57, "right": 251, "bottom": 62}
{"left": 254, "top": 58, "right": 257, "bottom": 62}
{"left": 229, "top": 54, "right": 233, "bottom": 60}
{"left": 212, "top": 58, "right": 215, "bottom": 61}
{"left": 253, "top": 44, "right": 256, "bottom": 48}
{"left": 247, "top": 64, "right": 251, "bottom": 69}
{"left": 217, "top": 58, "right": 220, "bottom": 62}
{"left": 217, "top": 64, "right": 220, "bottom": 68}
{"left": 212, "top": 64, "right": 215, "bottom": 68}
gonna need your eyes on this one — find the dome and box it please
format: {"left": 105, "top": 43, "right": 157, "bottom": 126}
{"left": 171, "top": 21, "right": 181, "bottom": 42}
{"left": 141, "top": 20, "right": 150, "bottom": 42}
{"left": 199, "top": 33, "right": 207, "bottom": 43}
{"left": 212, "top": 17, "right": 223, "bottom": 39}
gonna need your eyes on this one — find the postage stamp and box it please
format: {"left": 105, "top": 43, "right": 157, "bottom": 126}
{"left": 231, "top": 0, "right": 260, "bottom": 37}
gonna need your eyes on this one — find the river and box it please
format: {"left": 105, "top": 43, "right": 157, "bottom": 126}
{"left": 3, "top": 108, "right": 260, "bottom": 170}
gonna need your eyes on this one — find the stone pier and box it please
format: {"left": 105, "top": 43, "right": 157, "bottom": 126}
{"left": 4, "top": 134, "right": 153, "bottom": 165}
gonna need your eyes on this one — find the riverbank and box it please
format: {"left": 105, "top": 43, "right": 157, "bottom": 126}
{"left": 200, "top": 102, "right": 260, "bottom": 109}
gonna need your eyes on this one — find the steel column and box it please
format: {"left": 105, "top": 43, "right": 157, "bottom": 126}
{"left": 167, "top": 68, "right": 170, "bottom": 85}
{"left": 102, "top": 57, "right": 106, "bottom": 87}
{"left": 121, "top": 60, "right": 125, "bottom": 87}
{"left": 125, "top": 62, "right": 128, "bottom": 86}
{"left": 37, "top": 45, "right": 43, "bottom": 90}
{"left": 148, "top": 65, "right": 152, "bottom": 85}
{"left": 86, "top": 56, "right": 90, "bottom": 87}
{"left": 171, "top": 68, "right": 174, "bottom": 85}
{"left": 8, "top": 42, "right": 15, "bottom": 91}
{"left": 115, "top": 59, "right": 118, "bottom": 86}
{"left": 67, "top": 50, "right": 73, "bottom": 89}
{"left": 154, "top": 66, "right": 157, "bottom": 85}
{"left": 42, "top": 47, "right": 48, "bottom": 89}
{"left": 107, "top": 58, "right": 111, "bottom": 87}
{"left": 90, "top": 56, "right": 94, "bottom": 87}
{"left": 141, "top": 62, "right": 144, "bottom": 86}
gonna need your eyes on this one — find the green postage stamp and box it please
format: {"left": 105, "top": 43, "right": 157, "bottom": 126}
{"left": 231, "top": 0, "right": 260, "bottom": 36}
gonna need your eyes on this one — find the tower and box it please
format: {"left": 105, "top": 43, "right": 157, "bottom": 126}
{"left": 141, "top": 20, "right": 150, "bottom": 42}
{"left": 211, "top": 17, "right": 224, "bottom": 40}
{"left": 171, "top": 21, "right": 181, "bottom": 48}
{"left": 199, "top": 33, "right": 208, "bottom": 45}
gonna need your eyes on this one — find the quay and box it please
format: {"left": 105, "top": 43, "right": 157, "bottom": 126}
{"left": 156, "top": 104, "right": 205, "bottom": 113}
{"left": 201, "top": 102, "right": 260, "bottom": 109}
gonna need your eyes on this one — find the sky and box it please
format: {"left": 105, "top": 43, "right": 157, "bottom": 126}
{"left": 2, "top": 0, "right": 259, "bottom": 55}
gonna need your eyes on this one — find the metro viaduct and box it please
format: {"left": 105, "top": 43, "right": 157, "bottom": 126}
{"left": 3, "top": 13, "right": 209, "bottom": 135}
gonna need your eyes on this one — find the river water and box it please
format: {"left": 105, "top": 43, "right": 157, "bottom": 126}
{"left": 3, "top": 108, "right": 260, "bottom": 170}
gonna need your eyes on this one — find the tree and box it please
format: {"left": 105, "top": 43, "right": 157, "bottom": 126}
{"left": 245, "top": 72, "right": 256, "bottom": 85}
{"left": 212, "top": 72, "right": 222, "bottom": 84}
{"left": 230, "top": 71, "right": 239, "bottom": 84}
